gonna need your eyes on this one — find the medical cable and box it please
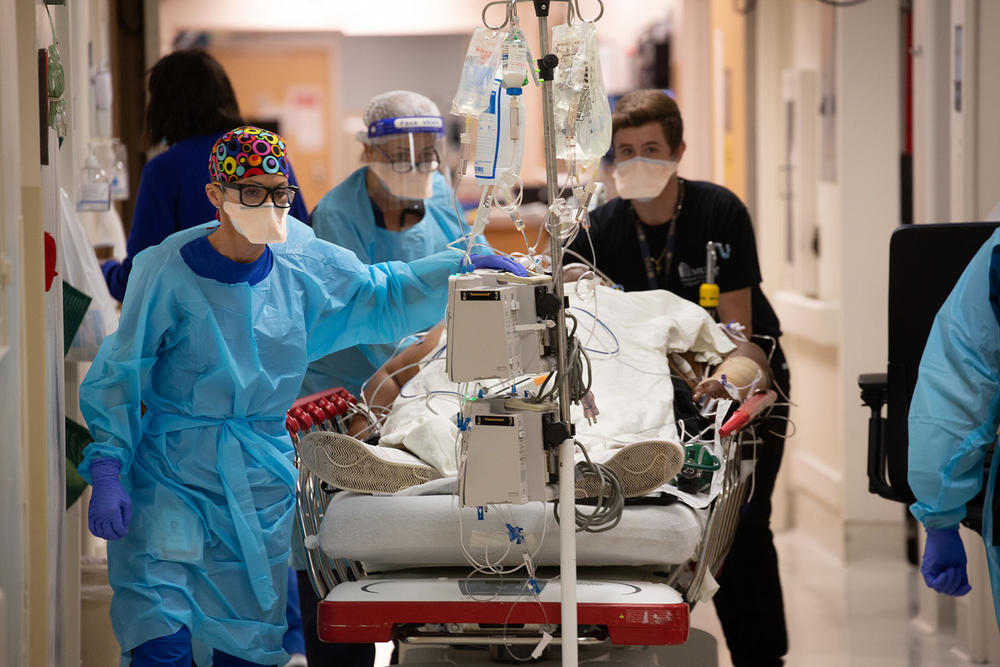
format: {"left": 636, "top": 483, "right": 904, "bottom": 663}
{"left": 358, "top": 357, "right": 441, "bottom": 420}
{"left": 456, "top": 498, "right": 549, "bottom": 576}
{"left": 743, "top": 425, "right": 759, "bottom": 504}
{"left": 568, "top": 305, "right": 620, "bottom": 356}
{"left": 561, "top": 246, "right": 618, "bottom": 288}
{"left": 552, "top": 441, "right": 624, "bottom": 532}
{"left": 762, "top": 411, "right": 797, "bottom": 440}
{"left": 529, "top": 314, "right": 593, "bottom": 412}
{"left": 531, "top": 169, "right": 580, "bottom": 253}
{"left": 448, "top": 172, "right": 476, "bottom": 261}
{"left": 500, "top": 575, "right": 552, "bottom": 662}
{"left": 571, "top": 228, "right": 605, "bottom": 352}
{"left": 721, "top": 320, "right": 750, "bottom": 342}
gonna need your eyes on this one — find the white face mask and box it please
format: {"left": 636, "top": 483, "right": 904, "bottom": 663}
{"left": 369, "top": 161, "right": 434, "bottom": 200}
{"left": 222, "top": 201, "right": 289, "bottom": 244}
{"left": 612, "top": 157, "right": 678, "bottom": 201}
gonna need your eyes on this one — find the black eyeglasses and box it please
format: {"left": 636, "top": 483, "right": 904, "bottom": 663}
{"left": 220, "top": 183, "right": 299, "bottom": 208}
{"left": 375, "top": 146, "right": 441, "bottom": 174}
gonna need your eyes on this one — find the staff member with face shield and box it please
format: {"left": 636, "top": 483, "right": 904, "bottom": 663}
{"left": 301, "top": 90, "right": 489, "bottom": 399}
{"left": 294, "top": 90, "right": 492, "bottom": 666}
{"left": 567, "top": 90, "right": 790, "bottom": 667}
{"left": 78, "top": 126, "right": 515, "bottom": 667}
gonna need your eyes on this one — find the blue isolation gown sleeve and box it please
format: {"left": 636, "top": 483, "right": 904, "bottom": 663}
{"left": 909, "top": 229, "right": 1000, "bottom": 529}
{"left": 300, "top": 171, "right": 484, "bottom": 396}
{"left": 79, "top": 246, "right": 177, "bottom": 480}
{"left": 289, "top": 239, "right": 462, "bottom": 363}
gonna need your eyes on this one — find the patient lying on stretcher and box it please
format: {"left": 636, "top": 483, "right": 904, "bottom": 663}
{"left": 295, "top": 281, "right": 772, "bottom": 502}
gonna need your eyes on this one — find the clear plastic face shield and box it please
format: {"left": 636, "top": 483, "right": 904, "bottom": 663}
{"left": 361, "top": 116, "right": 446, "bottom": 201}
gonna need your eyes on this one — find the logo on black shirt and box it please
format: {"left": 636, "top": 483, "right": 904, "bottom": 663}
{"left": 678, "top": 262, "right": 706, "bottom": 287}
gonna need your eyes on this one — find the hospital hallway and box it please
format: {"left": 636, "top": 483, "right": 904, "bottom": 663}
{"left": 7, "top": 0, "right": 1000, "bottom": 664}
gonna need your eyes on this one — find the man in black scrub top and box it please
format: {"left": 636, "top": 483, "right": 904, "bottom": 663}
{"left": 567, "top": 89, "right": 790, "bottom": 667}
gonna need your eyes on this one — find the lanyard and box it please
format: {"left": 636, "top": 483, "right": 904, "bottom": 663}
{"left": 634, "top": 178, "right": 684, "bottom": 291}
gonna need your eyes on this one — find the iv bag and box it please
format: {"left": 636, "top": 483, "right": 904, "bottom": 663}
{"left": 452, "top": 28, "right": 507, "bottom": 118}
{"left": 501, "top": 36, "right": 529, "bottom": 90}
{"left": 77, "top": 146, "right": 111, "bottom": 213}
{"left": 474, "top": 75, "right": 525, "bottom": 185}
{"left": 552, "top": 22, "right": 612, "bottom": 169}
{"left": 110, "top": 139, "right": 129, "bottom": 201}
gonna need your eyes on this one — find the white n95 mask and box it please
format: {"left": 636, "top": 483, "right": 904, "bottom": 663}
{"left": 223, "top": 202, "right": 289, "bottom": 244}
{"left": 369, "top": 161, "right": 435, "bottom": 200}
{"left": 612, "top": 157, "right": 678, "bottom": 201}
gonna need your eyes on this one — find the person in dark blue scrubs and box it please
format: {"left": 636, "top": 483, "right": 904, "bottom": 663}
{"left": 100, "top": 49, "right": 310, "bottom": 303}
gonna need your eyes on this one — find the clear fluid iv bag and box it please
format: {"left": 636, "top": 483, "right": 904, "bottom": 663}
{"left": 452, "top": 28, "right": 507, "bottom": 118}
{"left": 552, "top": 22, "right": 612, "bottom": 170}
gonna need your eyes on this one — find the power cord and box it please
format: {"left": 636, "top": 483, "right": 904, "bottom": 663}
{"left": 552, "top": 441, "right": 625, "bottom": 533}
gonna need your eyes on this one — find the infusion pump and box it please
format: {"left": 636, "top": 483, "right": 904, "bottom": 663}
{"left": 446, "top": 271, "right": 560, "bottom": 382}
{"left": 458, "top": 396, "right": 559, "bottom": 507}
{"left": 447, "top": 270, "right": 567, "bottom": 507}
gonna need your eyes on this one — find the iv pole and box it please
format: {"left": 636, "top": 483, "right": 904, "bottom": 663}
{"left": 481, "top": 2, "right": 605, "bottom": 662}
{"left": 530, "top": 2, "right": 578, "bottom": 665}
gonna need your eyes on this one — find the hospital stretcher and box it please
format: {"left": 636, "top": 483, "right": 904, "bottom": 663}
{"left": 286, "top": 385, "right": 777, "bottom": 660}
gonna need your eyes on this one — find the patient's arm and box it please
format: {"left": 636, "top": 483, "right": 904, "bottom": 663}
{"left": 692, "top": 338, "right": 772, "bottom": 402}
{"left": 717, "top": 287, "right": 753, "bottom": 337}
{"left": 348, "top": 323, "right": 446, "bottom": 437}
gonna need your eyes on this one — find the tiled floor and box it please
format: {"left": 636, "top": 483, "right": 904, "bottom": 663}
{"left": 692, "top": 531, "right": 994, "bottom": 667}
{"left": 375, "top": 530, "right": 997, "bottom": 666}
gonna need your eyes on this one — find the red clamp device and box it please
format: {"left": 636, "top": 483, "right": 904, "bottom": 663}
{"left": 719, "top": 390, "right": 778, "bottom": 439}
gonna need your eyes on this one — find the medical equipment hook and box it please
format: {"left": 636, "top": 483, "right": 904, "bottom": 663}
{"left": 482, "top": 0, "right": 606, "bottom": 30}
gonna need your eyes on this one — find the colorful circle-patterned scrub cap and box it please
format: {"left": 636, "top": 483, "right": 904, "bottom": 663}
{"left": 209, "top": 126, "right": 290, "bottom": 184}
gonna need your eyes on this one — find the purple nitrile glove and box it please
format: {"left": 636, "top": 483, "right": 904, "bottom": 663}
{"left": 920, "top": 527, "right": 971, "bottom": 596}
{"left": 88, "top": 458, "right": 132, "bottom": 541}
{"left": 465, "top": 254, "right": 529, "bottom": 277}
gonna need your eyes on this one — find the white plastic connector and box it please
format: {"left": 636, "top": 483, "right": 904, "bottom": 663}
{"left": 458, "top": 117, "right": 474, "bottom": 176}
{"left": 575, "top": 181, "right": 600, "bottom": 226}
{"left": 471, "top": 186, "right": 495, "bottom": 237}
{"left": 509, "top": 96, "right": 520, "bottom": 142}
{"left": 531, "top": 631, "right": 554, "bottom": 659}
{"left": 459, "top": 138, "right": 473, "bottom": 177}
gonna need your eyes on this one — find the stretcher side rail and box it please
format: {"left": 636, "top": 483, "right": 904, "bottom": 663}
{"left": 287, "top": 388, "right": 369, "bottom": 599}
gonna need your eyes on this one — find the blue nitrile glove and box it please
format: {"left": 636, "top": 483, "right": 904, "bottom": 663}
{"left": 88, "top": 458, "right": 132, "bottom": 540}
{"left": 920, "top": 527, "right": 971, "bottom": 596}
{"left": 466, "top": 254, "right": 529, "bottom": 277}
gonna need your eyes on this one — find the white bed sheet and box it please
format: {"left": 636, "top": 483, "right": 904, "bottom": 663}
{"left": 319, "top": 491, "right": 705, "bottom": 572}
{"left": 379, "top": 285, "right": 734, "bottom": 465}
